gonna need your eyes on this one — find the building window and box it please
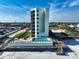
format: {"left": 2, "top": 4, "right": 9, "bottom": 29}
{"left": 32, "top": 28, "right": 35, "bottom": 30}
{"left": 37, "top": 21, "right": 39, "bottom": 23}
{"left": 37, "top": 32, "right": 39, "bottom": 34}
{"left": 31, "top": 18, "right": 34, "bottom": 20}
{"left": 32, "top": 34, "right": 35, "bottom": 37}
{"left": 33, "top": 31, "right": 35, "bottom": 33}
{"left": 37, "top": 29, "right": 39, "bottom": 31}
{"left": 31, "top": 10, "right": 35, "bottom": 13}
{"left": 32, "top": 21, "right": 35, "bottom": 23}
{"left": 32, "top": 25, "right": 35, "bottom": 27}
{"left": 37, "top": 14, "right": 39, "bottom": 16}
{"left": 37, "top": 25, "right": 39, "bottom": 27}
{"left": 37, "top": 18, "right": 39, "bottom": 20}
{"left": 31, "top": 14, "right": 35, "bottom": 17}
{"left": 37, "top": 10, "right": 39, "bottom": 12}
{"left": 32, "top": 18, "right": 35, "bottom": 20}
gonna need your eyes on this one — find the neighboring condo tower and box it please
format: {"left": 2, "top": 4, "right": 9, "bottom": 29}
{"left": 31, "top": 8, "right": 49, "bottom": 38}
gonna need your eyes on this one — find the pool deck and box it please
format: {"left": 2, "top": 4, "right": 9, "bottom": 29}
{"left": 0, "top": 37, "right": 59, "bottom": 51}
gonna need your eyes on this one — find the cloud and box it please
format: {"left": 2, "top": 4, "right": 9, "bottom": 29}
{"left": 0, "top": 13, "right": 31, "bottom": 23}
{"left": 0, "top": 4, "right": 32, "bottom": 22}
{"left": 49, "top": 0, "right": 71, "bottom": 12}
{"left": 50, "top": 0, "right": 79, "bottom": 9}
{"left": 69, "top": 0, "right": 79, "bottom": 7}
{"left": 0, "top": 4, "right": 32, "bottom": 15}
{"left": 0, "top": 0, "right": 79, "bottom": 22}
{"left": 49, "top": 0, "right": 79, "bottom": 22}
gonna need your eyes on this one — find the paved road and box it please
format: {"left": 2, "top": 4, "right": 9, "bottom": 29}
{"left": 0, "top": 28, "right": 28, "bottom": 49}
{"left": 9, "top": 28, "right": 27, "bottom": 38}
{"left": 0, "top": 29, "right": 20, "bottom": 39}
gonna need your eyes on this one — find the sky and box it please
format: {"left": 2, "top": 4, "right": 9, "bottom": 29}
{"left": 0, "top": 0, "right": 79, "bottom": 22}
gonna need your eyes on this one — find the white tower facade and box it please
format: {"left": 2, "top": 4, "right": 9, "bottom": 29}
{"left": 31, "top": 8, "right": 49, "bottom": 38}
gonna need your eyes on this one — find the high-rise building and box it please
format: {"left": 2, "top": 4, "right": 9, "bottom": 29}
{"left": 31, "top": 8, "right": 49, "bottom": 38}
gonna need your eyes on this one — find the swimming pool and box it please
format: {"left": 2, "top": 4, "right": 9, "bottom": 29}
{"left": 32, "top": 37, "right": 48, "bottom": 41}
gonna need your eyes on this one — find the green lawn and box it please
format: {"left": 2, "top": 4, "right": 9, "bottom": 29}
{"left": 14, "top": 32, "right": 31, "bottom": 40}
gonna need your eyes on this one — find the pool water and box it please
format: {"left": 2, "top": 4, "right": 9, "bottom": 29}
{"left": 32, "top": 37, "right": 48, "bottom": 41}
